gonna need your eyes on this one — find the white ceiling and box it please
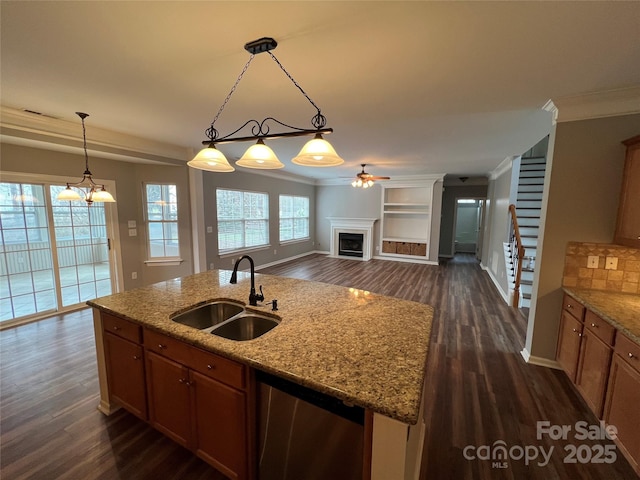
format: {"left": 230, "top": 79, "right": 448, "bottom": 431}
{"left": 2, "top": 1, "right": 640, "bottom": 181}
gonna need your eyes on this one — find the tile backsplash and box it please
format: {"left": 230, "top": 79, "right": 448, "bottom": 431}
{"left": 563, "top": 242, "right": 640, "bottom": 294}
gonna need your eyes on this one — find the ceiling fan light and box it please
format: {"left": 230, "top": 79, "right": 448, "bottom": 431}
{"left": 92, "top": 188, "right": 116, "bottom": 203}
{"left": 57, "top": 186, "right": 82, "bottom": 201}
{"left": 367, "top": 180, "right": 374, "bottom": 187}
{"left": 291, "top": 134, "right": 344, "bottom": 167}
{"left": 188, "top": 146, "right": 235, "bottom": 172}
{"left": 236, "top": 139, "right": 284, "bottom": 169}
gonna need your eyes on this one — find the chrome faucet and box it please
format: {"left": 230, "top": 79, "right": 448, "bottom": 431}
{"left": 229, "top": 255, "right": 264, "bottom": 306}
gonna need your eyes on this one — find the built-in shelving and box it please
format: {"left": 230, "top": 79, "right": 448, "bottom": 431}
{"left": 379, "top": 177, "right": 443, "bottom": 260}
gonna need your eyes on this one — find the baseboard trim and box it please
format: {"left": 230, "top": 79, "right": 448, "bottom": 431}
{"left": 520, "top": 348, "right": 562, "bottom": 369}
{"left": 481, "top": 264, "right": 510, "bottom": 305}
{"left": 373, "top": 255, "right": 439, "bottom": 265}
{"left": 256, "top": 250, "right": 324, "bottom": 270}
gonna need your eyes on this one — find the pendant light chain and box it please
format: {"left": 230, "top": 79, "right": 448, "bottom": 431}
{"left": 268, "top": 52, "right": 326, "bottom": 129}
{"left": 78, "top": 113, "right": 91, "bottom": 174}
{"left": 206, "top": 54, "right": 255, "bottom": 141}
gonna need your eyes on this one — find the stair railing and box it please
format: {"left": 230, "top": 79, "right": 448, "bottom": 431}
{"left": 508, "top": 204, "right": 525, "bottom": 308}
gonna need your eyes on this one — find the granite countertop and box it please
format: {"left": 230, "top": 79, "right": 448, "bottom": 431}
{"left": 88, "top": 270, "right": 434, "bottom": 424}
{"left": 563, "top": 287, "right": 640, "bottom": 345}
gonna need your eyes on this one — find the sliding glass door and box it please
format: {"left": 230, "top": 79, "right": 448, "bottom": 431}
{"left": 0, "top": 180, "right": 116, "bottom": 324}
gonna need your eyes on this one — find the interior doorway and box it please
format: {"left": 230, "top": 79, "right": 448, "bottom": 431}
{"left": 452, "top": 198, "right": 485, "bottom": 260}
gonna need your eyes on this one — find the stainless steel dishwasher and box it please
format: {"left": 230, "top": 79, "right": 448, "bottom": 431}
{"left": 256, "top": 371, "right": 364, "bottom": 480}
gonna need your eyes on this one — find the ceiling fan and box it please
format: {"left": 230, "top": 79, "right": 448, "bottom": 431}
{"left": 352, "top": 164, "right": 390, "bottom": 188}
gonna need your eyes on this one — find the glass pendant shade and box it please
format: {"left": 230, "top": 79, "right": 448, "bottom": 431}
{"left": 57, "top": 186, "right": 82, "bottom": 201}
{"left": 236, "top": 139, "right": 284, "bottom": 169}
{"left": 92, "top": 189, "right": 116, "bottom": 202}
{"left": 188, "top": 145, "right": 235, "bottom": 172}
{"left": 291, "top": 133, "right": 344, "bottom": 167}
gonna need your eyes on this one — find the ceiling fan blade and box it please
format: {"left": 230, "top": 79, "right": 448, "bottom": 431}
{"left": 368, "top": 176, "right": 390, "bottom": 180}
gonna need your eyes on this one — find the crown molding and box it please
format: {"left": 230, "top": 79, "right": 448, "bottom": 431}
{"left": 489, "top": 156, "right": 517, "bottom": 180}
{"left": 0, "top": 105, "right": 189, "bottom": 165}
{"left": 547, "top": 86, "right": 640, "bottom": 123}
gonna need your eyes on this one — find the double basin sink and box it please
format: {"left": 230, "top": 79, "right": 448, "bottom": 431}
{"left": 170, "top": 300, "right": 279, "bottom": 341}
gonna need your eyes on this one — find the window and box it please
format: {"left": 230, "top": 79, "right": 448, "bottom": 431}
{"left": 145, "top": 184, "right": 180, "bottom": 259}
{"left": 216, "top": 189, "right": 269, "bottom": 253}
{"left": 279, "top": 195, "right": 309, "bottom": 242}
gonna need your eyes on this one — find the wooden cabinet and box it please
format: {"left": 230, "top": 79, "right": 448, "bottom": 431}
{"left": 575, "top": 311, "right": 615, "bottom": 417}
{"left": 102, "top": 313, "right": 147, "bottom": 420}
{"left": 145, "top": 350, "right": 192, "bottom": 448}
{"left": 614, "top": 134, "right": 640, "bottom": 248}
{"left": 603, "top": 333, "right": 640, "bottom": 475}
{"left": 556, "top": 294, "right": 585, "bottom": 381}
{"left": 144, "top": 329, "right": 253, "bottom": 479}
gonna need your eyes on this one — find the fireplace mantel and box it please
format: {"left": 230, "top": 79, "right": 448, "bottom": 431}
{"left": 327, "top": 217, "right": 378, "bottom": 261}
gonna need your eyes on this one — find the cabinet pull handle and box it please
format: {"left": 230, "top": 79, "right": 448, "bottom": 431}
{"left": 630, "top": 353, "right": 636, "bottom": 359}
{"left": 133, "top": 355, "right": 140, "bottom": 360}
{"left": 567, "top": 304, "right": 572, "bottom": 309}
{"left": 207, "top": 364, "right": 215, "bottom": 370}
{"left": 591, "top": 323, "right": 597, "bottom": 328}
{"left": 179, "top": 378, "right": 187, "bottom": 384}
{"left": 572, "top": 328, "right": 579, "bottom": 333}
{"left": 113, "top": 326, "right": 120, "bottom": 330}
{"left": 158, "top": 344, "right": 166, "bottom": 349}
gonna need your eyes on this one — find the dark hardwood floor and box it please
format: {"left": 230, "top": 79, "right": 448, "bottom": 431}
{"left": 1, "top": 254, "right": 637, "bottom": 479}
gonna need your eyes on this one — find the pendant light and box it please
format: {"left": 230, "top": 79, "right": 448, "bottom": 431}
{"left": 187, "top": 144, "right": 235, "bottom": 172}
{"left": 57, "top": 112, "right": 115, "bottom": 205}
{"left": 292, "top": 133, "right": 344, "bottom": 167}
{"left": 189, "top": 37, "right": 343, "bottom": 172}
{"left": 235, "top": 139, "right": 284, "bottom": 169}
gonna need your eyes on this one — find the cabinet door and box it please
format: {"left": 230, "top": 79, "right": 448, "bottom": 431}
{"left": 556, "top": 311, "right": 583, "bottom": 382}
{"left": 604, "top": 354, "right": 640, "bottom": 472}
{"left": 146, "top": 350, "right": 192, "bottom": 448}
{"left": 191, "top": 370, "right": 248, "bottom": 480}
{"left": 615, "top": 136, "right": 640, "bottom": 248}
{"left": 575, "top": 330, "right": 612, "bottom": 418}
{"left": 104, "top": 332, "right": 147, "bottom": 419}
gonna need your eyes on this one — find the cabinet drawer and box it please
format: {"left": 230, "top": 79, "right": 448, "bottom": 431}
{"left": 562, "top": 294, "right": 585, "bottom": 321}
{"left": 382, "top": 241, "right": 396, "bottom": 254}
{"left": 144, "top": 329, "right": 193, "bottom": 365}
{"left": 396, "top": 242, "right": 411, "bottom": 254}
{"left": 585, "top": 310, "right": 615, "bottom": 346}
{"left": 189, "top": 347, "right": 246, "bottom": 390}
{"left": 615, "top": 333, "right": 640, "bottom": 371}
{"left": 103, "top": 313, "right": 142, "bottom": 343}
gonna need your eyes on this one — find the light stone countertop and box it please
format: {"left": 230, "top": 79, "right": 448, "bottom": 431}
{"left": 563, "top": 287, "right": 640, "bottom": 345}
{"left": 87, "top": 270, "right": 434, "bottom": 424}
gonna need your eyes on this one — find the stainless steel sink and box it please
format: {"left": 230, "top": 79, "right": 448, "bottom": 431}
{"left": 211, "top": 314, "right": 279, "bottom": 341}
{"left": 171, "top": 301, "right": 244, "bottom": 330}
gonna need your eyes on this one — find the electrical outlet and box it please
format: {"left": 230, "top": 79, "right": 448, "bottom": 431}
{"left": 209, "top": 263, "right": 214, "bottom": 270}
{"left": 131, "top": 272, "right": 137, "bottom": 280}
{"left": 605, "top": 256, "right": 618, "bottom": 270}
{"left": 274, "top": 249, "right": 277, "bottom": 255}
{"left": 128, "top": 228, "right": 137, "bottom": 237}
{"left": 587, "top": 255, "right": 599, "bottom": 269}
{"left": 206, "top": 226, "right": 213, "bottom": 233}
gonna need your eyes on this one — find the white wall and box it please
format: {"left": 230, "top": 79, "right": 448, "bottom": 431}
{"left": 525, "top": 113, "right": 640, "bottom": 361}
{"left": 480, "top": 164, "right": 513, "bottom": 297}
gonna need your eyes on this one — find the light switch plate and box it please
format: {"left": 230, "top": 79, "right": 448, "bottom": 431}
{"left": 206, "top": 226, "right": 213, "bottom": 233}
{"left": 128, "top": 228, "right": 137, "bottom": 237}
{"left": 128, "top": 220, "right": 137, "bottom": 228}
{"left": 605, "top": 256, "right": 618, "bottom": 270}
{"left": 587, "top": 255, "right": 599, "bottom": 269}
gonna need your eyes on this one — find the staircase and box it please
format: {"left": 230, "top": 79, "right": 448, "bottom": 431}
{"left": 514, "top": 156, "right": 546, "bottom": 309}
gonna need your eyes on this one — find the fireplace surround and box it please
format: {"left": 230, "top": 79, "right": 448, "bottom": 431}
{"left": 327, "top": 217, "right": 378, "bottom": 261}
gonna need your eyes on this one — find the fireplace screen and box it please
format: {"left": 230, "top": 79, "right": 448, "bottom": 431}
{"left": 339, "top": 233, "right": 364, "bottom": 258}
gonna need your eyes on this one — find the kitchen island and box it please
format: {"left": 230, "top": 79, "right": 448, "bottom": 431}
{"left": 88, "top": 269, "right": 434, "bottom": 480}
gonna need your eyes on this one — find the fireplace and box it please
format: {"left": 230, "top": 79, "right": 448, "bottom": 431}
{"left": 339, "top": 233, "right": 364, "bottom": 258}
{"left": 327, "top": 217, "right": 378, "bottom": 261}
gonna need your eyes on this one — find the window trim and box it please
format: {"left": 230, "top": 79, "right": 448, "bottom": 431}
{"left": 143, "top": 182, "right": 182, "bottom": 262}
{"left": 216, "top": 188, "right": 270, "bottom": 255}
{"left": 278, "top": 194, "right": 310, "bottom": 244}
